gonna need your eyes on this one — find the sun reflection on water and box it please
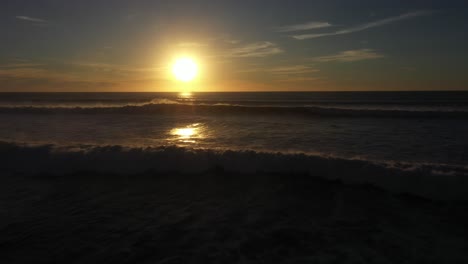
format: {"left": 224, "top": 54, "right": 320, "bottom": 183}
{"left": 169, "top": 123, "right": 203, "bottom": 144}
{"left": 177, "top": 91, "right": 194, "bottom": 103}
{"left": 172, "top": 127, "right": 197, "bottom": 138}
{"left": 179, "top": 92, "right": 192, "bottom": 99}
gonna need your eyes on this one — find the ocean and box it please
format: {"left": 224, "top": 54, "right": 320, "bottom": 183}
{"left": 1, "top": 91, "right": 468, "bottom": 199}
{"left": 2, "top": 91, "right": 468, "bottom": 263}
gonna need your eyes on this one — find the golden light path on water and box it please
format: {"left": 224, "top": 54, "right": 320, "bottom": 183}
{"left": 168, "top": 93, "right": 203, "bottom": 145}
{"left": 173, "top": 127, "right": 197, "bottom": 138}
{"left": 179, "top": 92, "right": 192, "bottom": 98}
{"left": 169, "top": 123, "right": 204, "bottom": 144}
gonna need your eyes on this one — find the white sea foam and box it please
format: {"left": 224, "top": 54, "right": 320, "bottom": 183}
{"left": 1, "top": 103, "right": 467, "bottom": 118}
{"left": 1, "top": 141, "right": 467, "bottom": 200}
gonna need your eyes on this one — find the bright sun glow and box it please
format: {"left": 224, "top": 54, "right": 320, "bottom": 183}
{"left": 172, "top": 57, "right": 198, "bottom": 82}
{"left": 170, "top": 123, "right": 203, "bottom": 144}
{"left": 172, "top": 128, "right": 197, "bottom": 138}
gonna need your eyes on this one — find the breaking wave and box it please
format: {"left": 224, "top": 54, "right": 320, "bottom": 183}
{"left": 1, "top": 102, "right": 468, "bottom": 118}
{"left": 1, "top": 141, "right": 468, "bottom": 200}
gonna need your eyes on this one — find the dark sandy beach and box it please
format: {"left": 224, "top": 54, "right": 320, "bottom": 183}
{"left": 1, "top": 171, "right": 467, "bottom": 264}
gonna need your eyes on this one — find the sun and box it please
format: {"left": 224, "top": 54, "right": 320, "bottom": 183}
{"left": 172, "top": 57, "right": 198, "bottom": 82}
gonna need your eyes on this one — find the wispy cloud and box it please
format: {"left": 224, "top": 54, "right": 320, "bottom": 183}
{"left": 0, "top": 66, "right": 116, "bottom": 92}
{"left": 0, "top": 60, "right": 164, "bottom": 91}
{"left": 0, "top": 62, "right": 46, "bottom": 68}
{"left": 15, "top": 16, "right": 47, "bottom": 23}
{"left": 0, "top": 67, "right": 74, "bottom": 80}
{"left": 293, "top": 11, "right": 432, "bottom": 40}
{"left": 268, "top": 65, "right": 319, "bottom": 75}
{"left": 224, "top": 39, "right": 240, "bottom": 45}
{"left": 242, "top": 65, "right": 318, "bottom": 75}
{"left": 237, "top": 64, "right": 321, "bottom": 84}
{"left": 71, "top": 62, "right": 165, "bottom": 75}
{"left": 177, "top": 42, "right": 207, "bottom": 48}
{"left": 211, "top": 34, "right": 241, "bottom": 45}
{"left": 221, "top": 35, "right": 241, "bottom": 44}
{"left": 313, "top": 49, "right": 384, "bottom": 62}
{"left": 277, "top": 77, "right": 321, "bottom": 82}
{"left": 274, "top": 21, "right": 332, "bottom": 32}
{"left": 227, "top": 42, "right": 283, "bottom": 58}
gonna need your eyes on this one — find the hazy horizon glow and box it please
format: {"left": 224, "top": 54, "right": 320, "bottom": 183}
{"left": 1, "top": 1, "right": 468, "bottom": 92}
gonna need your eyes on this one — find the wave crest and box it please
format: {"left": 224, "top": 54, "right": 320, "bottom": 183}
{"left": 1, "top": 141, "right": 467, "bottom": 200}
{"left": 1, "top": 103, "right": 468, "bottom": 118}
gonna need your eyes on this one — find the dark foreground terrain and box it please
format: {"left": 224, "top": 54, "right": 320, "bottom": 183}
{"left": 1, "top": 171, "right": 467, "bottom": 264}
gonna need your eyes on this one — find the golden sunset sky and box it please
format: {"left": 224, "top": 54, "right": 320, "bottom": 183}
{"left": 1, "top": 1, "right": 467, "bottom": 92}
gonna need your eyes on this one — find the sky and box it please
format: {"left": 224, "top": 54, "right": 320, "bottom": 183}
{"left": 1, "top": 0, "right": 468, "bottom": 92}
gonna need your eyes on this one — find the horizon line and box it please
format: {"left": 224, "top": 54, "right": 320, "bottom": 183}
{"left": 1, "top": 90, "right": 467, "bottom": 93}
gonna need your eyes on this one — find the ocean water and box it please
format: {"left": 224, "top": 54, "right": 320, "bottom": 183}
{"left": 1, "top": 91, "right": 468, "bottom": 164}
{"left": 1, "top": 91, "right": 468, "bottom": 199}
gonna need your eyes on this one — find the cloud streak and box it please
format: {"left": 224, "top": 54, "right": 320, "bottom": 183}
{"left": 239, "top": 65, "right": 319, "bottom": 77}
{"left": 177, "top": 42, "right": 207, "bottom": 48}
{"left": 266, "top": 65, "right": 319, "bottom": 75}
{"left": 0, "top": 63, "right": 46, "bottom": 68}
{"left": 227, "top": 42, "right": 283, "bottom": 58}
{"left": 293, "top": 11, "right": 432, "bottom": 40}
{"left": 277, "top": 77, "right": 321, "bottom": 82}
{"left": 313, "top": 49, "right": 384, "bottom": 62}
{"left": 15, "top": 16, "right": 47, "bottom": 23}
{"left": 274, "top": 21, "right": 332, "bottom": 32}
{"left": 0, "top": 67, "right": 74, "bottom": 80}
{"left": 70, "top": 62, "right": 166, "bottom": 79}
